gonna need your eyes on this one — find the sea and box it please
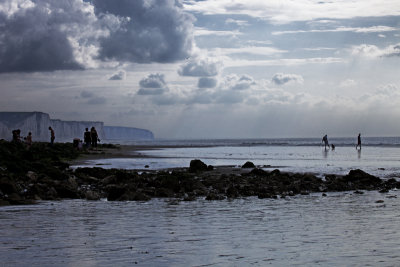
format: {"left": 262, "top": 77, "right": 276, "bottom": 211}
{"left": 2, "top": 137, "right": 400, "bottom": 266}
{"left": 74, "top": 137, "right": 400, "bottom": 179}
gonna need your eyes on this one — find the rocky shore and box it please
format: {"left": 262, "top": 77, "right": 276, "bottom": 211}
{"left": 0, "top": 141, "right": 399, "bottom": 205}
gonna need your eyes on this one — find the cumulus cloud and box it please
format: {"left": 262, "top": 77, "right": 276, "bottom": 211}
{"left": 198, "top": 77, "right": 217, "bottom": 88}
{"left": 109, "top": 70, "right": 126, "bottom": 80}
{"left": 178, "top": 57, "right": 222, "bottom": 77}
{"left": 0, "top": 0, "right": 194, "bottom": 73}
{"left": 224, "top": 74, "right": 256, "bottom": 90}
{"left": 351, "top": 43, "right": 400, "bottom": 58}
{"left": 271, "top": 73, "right": 304, "bottom": 85}
{"left": 137, "top": 73, "right": 169, "bottom": 95}
{"left": 0, "top": 0, "right": 102, "bottom": 72}
{"left": 93, "top": 0, "right": 194, "bottom": 63}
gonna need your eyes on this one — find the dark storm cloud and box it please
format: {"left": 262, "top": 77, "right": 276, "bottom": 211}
{"left": 198, "top": 77, "right": 217, "bottom": 88}
{"left": 137, "top": 73, "right": 168, "bottom": 95}
{"left": 0, "top": 0, "right": 89, "bottom": 72}
{"left": 0, "top": 0, "right": 194, "bottom": 73}
{"left": 92, "top": 0, "right": 194, "bottom": 63}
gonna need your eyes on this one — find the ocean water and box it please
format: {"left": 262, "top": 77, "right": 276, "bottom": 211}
{"left": 3, "top": 137, "right": 400, "bottom": 266}
{"left": 1, "top": 191, "right": 400, "bottom": 266}
{"left": 77, "top": 137, "right": 400, "bottom": 178}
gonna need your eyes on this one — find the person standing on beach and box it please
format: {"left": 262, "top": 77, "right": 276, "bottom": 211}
{"left": 84, "top": 128, "right": 91, "bottom": 148}
{"left": 48, "top": 127, "right": 55, "bottom": 146}
{"left": 356, "top": 133, "right": 361, "bottom": 150}
{"left": 322, "top": 134, "right": 329, "bottom": 150}
{"left": 25, "top": 132, "right": 32, "bottom": 149}
{"left": 90, "top": 127, "right": 99, "bottom": 148}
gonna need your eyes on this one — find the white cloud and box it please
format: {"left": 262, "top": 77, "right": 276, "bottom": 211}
{"left": 137, "top": 73, "right": 169, "bottom": 95}
{"left": 272, "top": 26, "right": 398, "bottom": 35}
{"left": 212, "top": 46, "right": 287, "bottom": 57}
{"left": 178, "top": 57, "right": 222, "bottom": 77}
{"left": 222, "top": 74, "right": 256, "bottom": 90}
{"left": 194, "top": 27, "right": 242, "bottom": 37}
{"left": 351, "top": 43, "right": 400, "bottom": 58}
{"left": 224, "top": 57, "right": 344, "bottom": 68}
{"left": 271, "top": 73, "right": 304, "bottom": 85}
{"left": 225, "top": 18, "right": 249, "bottom": 27}
{"left": 183, "top": 0, "right": 400, "bottom": 24}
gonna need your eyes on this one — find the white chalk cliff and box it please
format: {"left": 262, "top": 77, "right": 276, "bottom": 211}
{"left": 0, "top": 112, "right": 154, "bottom": 142}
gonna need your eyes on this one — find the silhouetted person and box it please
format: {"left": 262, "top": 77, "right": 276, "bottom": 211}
{"left": 356, "top": 133, "right": 361, "bottom": 150}
{"left": 48, "top": 127, "right": 55, "bottom": 146}
{"left": 84, "top": 128, "right": 91, "bottom": 148}
{"left": 322, "top": 134, "right": 329, "bottom": 150}
{"left": 12, "top": 129, "right": 21, "bottom": 143}
{"left": 90, "top": 127, "right": 99, "bottom": 148}
{"left": 26, "top": 132, "right": 32, "bottom": 149}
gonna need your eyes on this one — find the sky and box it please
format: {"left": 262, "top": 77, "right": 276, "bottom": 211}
{"left": 0, "top": 0, "right": 400, "bottom": 139}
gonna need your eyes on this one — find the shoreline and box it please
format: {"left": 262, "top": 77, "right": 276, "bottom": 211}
{"left": 1, "top": 141, "right": 400, "bottom": 205}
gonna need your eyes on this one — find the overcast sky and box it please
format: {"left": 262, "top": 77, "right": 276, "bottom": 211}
{"left": 1, "top": 0, "right": 400, "bottom": 139}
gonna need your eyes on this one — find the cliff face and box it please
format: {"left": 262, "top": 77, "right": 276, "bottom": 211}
{"left": 0, "top": 112, "right": 154, "bottom": 142}
{"left": 103, "top": 126, "right": 154, "bottom": 140}
{"left": 0, "top": 112, "right": 52, "bottom": 141}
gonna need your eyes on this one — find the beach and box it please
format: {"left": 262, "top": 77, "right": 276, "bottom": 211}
{"left": 2, "top": 139, "right": 400, "bottom": 266}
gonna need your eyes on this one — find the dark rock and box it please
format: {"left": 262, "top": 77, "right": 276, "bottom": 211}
{"left": 226, "top": 186, "right": 239, "bottom": 198}
{"left": 106, "top": 185, "right": 126, "bottom": 201}
{"left": 0, "top": 179, "right": 17, "bottom": 194}
{"left": 75, "top": 167, "right": 111, "bottom": 180}
{"left": 270, "top": 169, "right": 281, "bottom": 176}
{"left": 242, "top": 161, "right": 256, "bottom": 168}
{"left": 250, "top": 168, "right": 267, "bottom": 176}
{"left": 119, "top": 191, "right": 151, "bottom": 201}
{"left": 206, "top": 192, "right": 225, "bottom": 200}
{"left": 345, "top": 169, "right": 381, "bottom": 185}
{"left": 85, "top": 190, "right": 101, "bottom": 200}
{"left": 189, "top": 159, "right": 208, "bottom": 172}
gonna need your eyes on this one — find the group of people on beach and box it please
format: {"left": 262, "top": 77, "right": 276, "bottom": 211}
{"left": 83, "top": 127, "right": 100, "bottom": 149}
{"left": 11, "top": 126, "right": 100, "bottom": 149}
{"left": 11, "top": 129, "right": 33, "bottom": 148}
{"left": 322, "top": 133, "right": 362, "bottom": 151}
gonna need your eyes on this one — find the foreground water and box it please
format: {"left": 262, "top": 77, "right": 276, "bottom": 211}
{"left": 1, "top": 191, "right": 400, "bottom": 266}
{"left": 76, "top": 137, "right": 400, "bottom": 178}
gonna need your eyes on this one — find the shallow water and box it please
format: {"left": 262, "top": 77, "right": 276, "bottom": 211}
{"left": 74, "top": 145, "right": 400, "bottom": 178}
{"left": 1, "top": 191, "right": 400, "bottom": 266}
